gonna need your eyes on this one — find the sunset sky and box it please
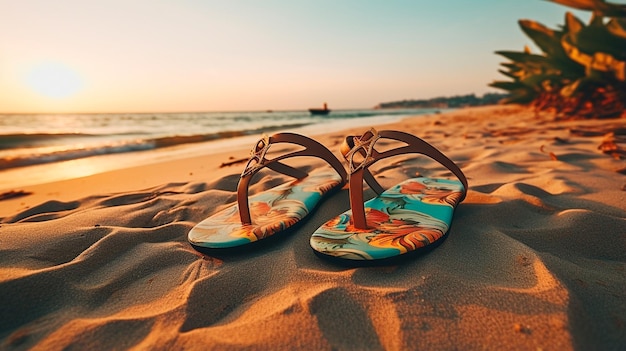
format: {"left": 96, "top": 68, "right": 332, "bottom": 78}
{"left": 0, "top": 0, "right": 590, "bottom": 113}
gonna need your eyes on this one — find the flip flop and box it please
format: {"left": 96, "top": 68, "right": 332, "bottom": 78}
{"left": 310, "top": 128, "right": 468, "bottom": 264}
{"left": 188, "top": 132, "right": 348, "bottom": 251}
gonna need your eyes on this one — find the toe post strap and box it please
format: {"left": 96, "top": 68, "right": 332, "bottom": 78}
{"left": 340, "top": 130, "right": 385, "bottom": 195}
{"left": 237, "top": 133, "right": 348, "bottom": 224}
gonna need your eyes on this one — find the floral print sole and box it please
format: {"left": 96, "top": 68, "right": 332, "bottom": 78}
{"left": 188, "top": 170, "right": 343, "bottom": 249}
{"left": 310, "top": 177, "right": 465, "bottom": 261}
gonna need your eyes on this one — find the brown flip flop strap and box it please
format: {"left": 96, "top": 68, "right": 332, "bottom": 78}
{"left": 342, "top": 128, "right": 468, "bottom": 229}
{"left": 340, "top": 135, "right": 385, "bottom": 195}
{"left": 237, "top": 133, "right": 348, "bottom": 224}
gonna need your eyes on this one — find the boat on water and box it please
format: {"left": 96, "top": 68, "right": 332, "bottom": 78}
{"left": 309, "top": 103, "right": 331, "bottom": 115}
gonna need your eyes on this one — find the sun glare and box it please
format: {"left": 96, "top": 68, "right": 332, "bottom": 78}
{"left": 25, "top": 62, "right": 84, "bottom": 99}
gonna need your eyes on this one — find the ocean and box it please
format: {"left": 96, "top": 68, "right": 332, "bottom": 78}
{"left": 0, "top": 108, "right": 445, "bottom": 170}
{"left": 0, "top": 108, "right": 444, "bottom": 188}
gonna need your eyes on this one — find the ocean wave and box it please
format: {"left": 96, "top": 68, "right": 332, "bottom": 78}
{"left": 0, "top": 122, "right": 312, "bottom": 170}
{"left": 0, "top": 143, "right": 154, "bottom": 170}
{"left": 0, "top": 108, "right": 443, "bottom": 171}
{"left": 0, "top": 133, "right": 98, "bottom": 150}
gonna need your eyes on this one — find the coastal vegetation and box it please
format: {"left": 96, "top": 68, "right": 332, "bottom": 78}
{"left": 375, "top": 93, "right": 508, "bottom": 109}
{"left": 490, "top": 0, "right": 626, "bottom": 119}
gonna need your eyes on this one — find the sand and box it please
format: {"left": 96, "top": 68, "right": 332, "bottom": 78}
{"left": 0, "top": 105, "right": 624, "bottom": 350}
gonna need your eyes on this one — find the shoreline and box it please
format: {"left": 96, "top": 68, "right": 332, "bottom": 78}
{"left": 1, "top": 104, "right": 624, "bottom": 350}
{"left": 0, "top": 110, "right": 423, "bottom": 192}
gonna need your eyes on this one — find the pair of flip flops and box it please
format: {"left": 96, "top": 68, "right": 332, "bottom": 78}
{"left": 188, "top": 128, "right": 468, "bottom": 264}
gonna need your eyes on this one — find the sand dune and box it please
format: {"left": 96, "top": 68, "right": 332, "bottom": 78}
{"left": 1, "top": 105, "right": 624, "bottom": 350}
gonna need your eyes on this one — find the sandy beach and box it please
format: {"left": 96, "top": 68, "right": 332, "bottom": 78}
{"left": 0, "top": 105, "right": 624, "bottom": 350}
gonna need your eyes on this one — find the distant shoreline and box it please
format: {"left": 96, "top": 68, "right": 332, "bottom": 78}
{"left": 375, "top": 93, "right": 507, "bottom": 109}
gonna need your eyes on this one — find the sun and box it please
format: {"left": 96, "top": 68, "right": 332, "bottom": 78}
{"left": 25, "top": 62, "right": 84, "bottom": 99}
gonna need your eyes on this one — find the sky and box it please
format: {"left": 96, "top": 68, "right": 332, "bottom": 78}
{"left": 0, "top": 0, "right": 594, "bottom": 113}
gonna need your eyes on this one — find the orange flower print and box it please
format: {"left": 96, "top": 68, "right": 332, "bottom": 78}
{"left": 258, "top": 215, "right": 299, "bottom": 238}
{"left": 365, "top": 209, "right": 390, "bottom": 227}
{"left": 230, "top": 225, "right": 258, "bottom": 242}
{"left": 369, "top": 226, "right": 443, "bottom": 251}
{"left": 225, "top": 201, "right": 271, "bottom": 223}
{"left": 400, "top": 181, "right": 427, "bottom": 194}
{"left": 323, "top": 215, "right": 347, "bottom": 229}
{"left": 400, "top": 179, "right": 462, "bottom": 207}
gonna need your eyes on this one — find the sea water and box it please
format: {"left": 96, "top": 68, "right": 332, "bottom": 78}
{"left": 0, "top": 108, "right": 444, "bottom": 170}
